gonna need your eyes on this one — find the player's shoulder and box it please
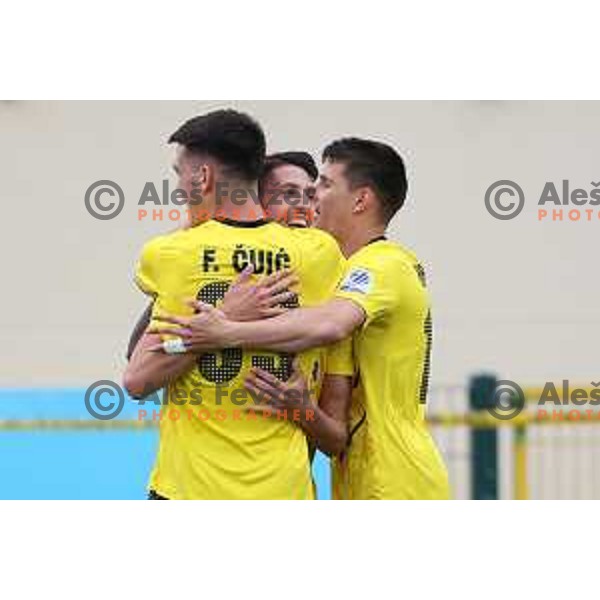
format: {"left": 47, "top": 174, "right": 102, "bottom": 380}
{"left": 150, "top": 219, "right": 225, "bottom": 246}
{"left": 348, "top": 240, "right": 423, "bottom": 279}
{"left": 288, "top": 226, "right": 344, "bottom": 258}
{"left": 261, "top": 220, "right": 292, "bottom": 239}
{"left": 355, "top": 239, "right": 417, "bottom": 264}
{"left": 138, "top": 224, "right": 202, "bottom": 264}
{"left": 139, "top": 232, "right": 169, "bottom": 259}
{"left": 339, "top": 241, "right": 424, "bottom": 299}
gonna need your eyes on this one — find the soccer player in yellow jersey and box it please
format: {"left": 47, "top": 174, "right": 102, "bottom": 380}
{"left": 157, "top": 137, "right": 450, "bottom": 500}
{"left": 123, "top": 110, "right": 351, "bottom": 499}
{"left": 125, "top": 150, "right": 319, "bottom": 360}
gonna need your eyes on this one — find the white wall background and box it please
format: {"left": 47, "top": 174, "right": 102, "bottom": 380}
{"left": 0, "top": 101, "right": 598, "bottom": 387}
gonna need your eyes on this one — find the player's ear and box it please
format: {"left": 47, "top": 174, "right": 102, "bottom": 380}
{"left": 190, "top": 163, "right": 213, "bottom": 195}
{"left": 198, "top": 164, "right": 213, "bottom": 194}
{"left": 352, "top": 186, "right": 371, "bottom": 215}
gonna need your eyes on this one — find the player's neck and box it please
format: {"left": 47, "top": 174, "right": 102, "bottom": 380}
{"left": 215, "top": 201, "right": 267, "bottom": 223}
{"left": 340, "top": 222, "right": 387, "bottom": 257}
{"left": 208, "top": 182, "right": 267, "bottom": 223}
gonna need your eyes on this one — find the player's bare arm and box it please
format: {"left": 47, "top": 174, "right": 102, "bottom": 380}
{"left": 126, "top": 303, "right": 154, "bottom": 360}
{"left": 126, "top": 268, "right": 296, "bottom": 361}
{"left": 218, "top": 267, "right": 298, "bottom": 321}
{"left": 123, "top": 268, "right": 299, "bottom": 398}
{"left": 244, "top": 364, "right": 352, "bottom": 456}
{"left": 123, "top": 332, "right": 196, "bottom": 398}
{"left": 149, "top": 297, "right": 365, "bottom": 354}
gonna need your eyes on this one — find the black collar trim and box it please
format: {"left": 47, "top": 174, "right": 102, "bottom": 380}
{"left": 366, "top": 235, "right": 387, "bottom": 245}
{"left": 215, "top": 217, "right": 270, "bottom": 228}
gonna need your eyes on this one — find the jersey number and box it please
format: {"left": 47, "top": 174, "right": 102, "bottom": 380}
{"left": 195, "top": 281, "right": 298, "bottom": 384}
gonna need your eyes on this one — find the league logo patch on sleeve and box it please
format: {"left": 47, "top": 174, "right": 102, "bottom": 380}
{"left": 339, "top": 268, "right": 373, "bottom": 294}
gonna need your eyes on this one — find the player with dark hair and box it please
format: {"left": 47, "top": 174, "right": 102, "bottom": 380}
{"left": 123, "top": 110, "right": 352, "bottom": 499}
{"left": 151, "top": 137, "right": 450, "bottom": 499}
{"left": 125, "top": 149, "right": 319, "bottom": 360}
{"left": 167, "top": 109, "right": 265, "bottom": 182}
{"left": 259, "top": 151, "right": 318, "bottom": 227}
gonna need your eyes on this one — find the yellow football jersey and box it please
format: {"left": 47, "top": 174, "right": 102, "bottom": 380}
{"left": 331, "top": 239, "right": 450, "bottom": 500}
{"left": 134, "top": 218, "right": 346, "bottom": 499}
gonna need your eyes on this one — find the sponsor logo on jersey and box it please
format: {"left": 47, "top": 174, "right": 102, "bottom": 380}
{"left": 340, "top": 268, "right": 373, "bottom": 294}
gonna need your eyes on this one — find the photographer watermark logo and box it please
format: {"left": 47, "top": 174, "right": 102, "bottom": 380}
{"left": 484, "top": 180, "right": 525, "bottom": 220}
{"left": 84, "top": 380, "right": 125, "bottom": 420}
{"left": 485, "top": 179, "right": 600, "bottom": 221}
{"left": 84, "top": 180, "right": 125, "bottom": 221}
{"left": 486, "top": 380, "right": 525, "bottom": 420}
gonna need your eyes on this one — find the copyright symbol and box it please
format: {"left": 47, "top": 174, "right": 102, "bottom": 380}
{"left": 485, "top": 180, "right": 525, "bottom": 220}
{"left": 85, "top": 380, "right": 125, "bottom": 420}
{"left": 84, "top": 180, "right": 125, "bottom": 220}
{"left": 487, "top": 380, "right": 525, "bottom": 421}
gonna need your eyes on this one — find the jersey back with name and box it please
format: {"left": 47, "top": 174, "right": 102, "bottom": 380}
{"left": 135, "top": 219, "right": 345, "bottom": 499}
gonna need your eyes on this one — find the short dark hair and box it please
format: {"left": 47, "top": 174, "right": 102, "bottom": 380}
{"left": 259, "top": 151, "right": 318, "bottom": 197}
{"left": 322, "top": 137, "right": 408, "bottom": 223}
{"left": 263, "top": 151, "right": 318, "bottom": 181}
{"left": 169, "top": 109, "right": 266, "bottom": 181}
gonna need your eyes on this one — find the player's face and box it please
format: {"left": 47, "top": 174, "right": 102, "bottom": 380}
{"left": 261, "top": 165, "right": 315, "bottom": 224}
{"left": 314, "top": 160, "right": 354, "bottom": 240}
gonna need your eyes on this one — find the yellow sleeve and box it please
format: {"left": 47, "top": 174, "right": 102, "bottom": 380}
{"left": 324, "top": 337, "right": 354, "bottom": 377}
{"left": 335, "top": 250, "right": 411, "bottom": 326}
{"left": 134, "top": 237, "right": 163, "bottom": 297}
{"left": 134, "top": 238, "right": 195, "bottom": 335}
